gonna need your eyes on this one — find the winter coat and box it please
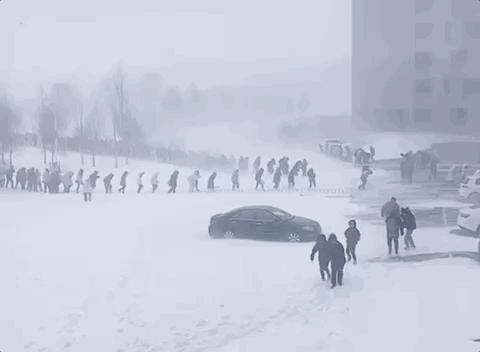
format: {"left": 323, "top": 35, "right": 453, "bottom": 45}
{"left": 76, "top": 171, "right": 83, "bottom": 184}
{"left": 104, "top": 174, "right": 114, "bottom": 184}
{"left": 187, "top": 173, "right": 201, "bottom": 191}
{"left": 42, "top": 171, "right": 50, "bottom": 183}
{"left": 120, "top": 173, "right": 128, "bottom": 186}
{"left": 310, "top": 235, "right": 330, "bottom": 267}
{"left": 16, "top": 168, "right": 27, "bottom": 184}
{"left": 273, "top": 169, "right": 281, "bottom": 184}
{"left": 83, "top": 179, "right": 93, "bottom": 193}
{"left": 381, "top": 200, "right": 400, "bottom": 219}
{"left": 151, "top": 172, "right": 159, "bottom": 185}
{"left": 307, "top": 168, "right": 316, "bottom": 180}
{"left": 386, "top": 216, "right": 403, "bottom": 237}
{"left": 231, "top": 170, "right": 239, "bottom": 183}
{"left": 137, "top": 173, "right": 144, "bottom": 186}
{"left": 207, "top": 173, "right": 216, "bottom": 189}
{"left": 62, "top": 172, "right": 74, "bottom": 187}
{"left": 344, "top": 227, "right": 361, "bottom": 244}
{"left": 401, "top": 209, "right": 417, "bottom": 230}
{"left": 6, "top": 167, "right": 14, "bottom": 178}
{"left": 328, "top": 237, "right": 346, "bottom": 267}
{"left": 255, "top": 170, "right": 263, "bottom": 183}
{"left": 168, "top": 172, "right": 178, "bottom": 188}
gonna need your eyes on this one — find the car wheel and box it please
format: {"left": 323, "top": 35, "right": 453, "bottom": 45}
{"left": 468, "top": 192, "right": 480, "bottom": 203}
{"left": 224, "top": 231, "right": 235, "bottom": 239}
{"left": 287, "top": 233, "right": 301, "bottom": 243}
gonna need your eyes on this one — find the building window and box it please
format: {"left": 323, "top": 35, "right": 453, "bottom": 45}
{"left": 386, "top": 109, "right": 409, "bottom": 128}
{"left": 450, "top": 108, "right": 468, "bottom": 126}
{"left": 444, "top": 80, "right": 451, "bottom": 95}
{"left": 450, "top": 49, "right": 468, "bottom": 69}
{"left": 414, "top": 79, "right": 433, "bottom": 93}
{"left": 414, "top": 108, "right": 432, "bottom": 123}
{"left": 414, "top": 52, "right": 433, "bottom": 72}
{"left": 415, "top": 23, "right": 434, "bottom": 40}
{"left": 462, "top": 79, "right": 480, "bottom": 98}
{"left": 465, "top": 21, "right": 480, "bottom": 39}
{"left": 415, "top": 0, "right": 434, "bottom": 14}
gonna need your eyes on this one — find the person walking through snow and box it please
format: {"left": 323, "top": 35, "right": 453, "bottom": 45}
{"left": 401, "top": 207, "right": 417, "bottom": 250}
{"left": 255, "top": 168, "right": 265, "bottom": 190}
{"left": 327, "top": 233, "right": 346, "bottom": 289}
{"left": 231, "top": 169, "right": 240, "bottom": 190}
{"left": 310, "top": 234, "right": 331, "bottom": 281}
{"left": 188, "top": 170, "right": 201, "bottom": 192}
{"left": 119, "top": 171, "right": 128, "bottom": 193}
{"left": 344, "top": 220, "right": 361, "bottom": 264}
{"left": 137, "top": 172, "right": 145, "bottom": 193}
{"left": 151, "top": 172, "right": 159, "bottom": 193}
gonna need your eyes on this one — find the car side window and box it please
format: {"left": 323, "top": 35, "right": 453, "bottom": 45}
{"left": 231, "top": 210, "right": 257, "bottom": 220}
{"left": 476, "top": 178, "right": 480, "bottom": 185}
{"left": 255, "top": 211, "right": 277, "bottom": 222}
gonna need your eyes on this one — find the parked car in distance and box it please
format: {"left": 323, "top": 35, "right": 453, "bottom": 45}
{"left": 320, "top": 138, "right": 345, "bottom": 155}
{"left": 208, "top": 205, "right": 322, "bottom": 243}
{"left": 457, "top": 204, "right": 480, "bottom": 235}
{"left": 458, "top": 176, "right": 480, "bottom": 203}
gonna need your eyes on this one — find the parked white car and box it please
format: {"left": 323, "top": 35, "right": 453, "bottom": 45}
{"left": 458, "top": 175, "right": 480, "bottom": 203}
{"left": 457, "top": 204, "right": 480, "bottom": 235}
{"left": 320, "top": 138, "right": 345, "bottom": 154}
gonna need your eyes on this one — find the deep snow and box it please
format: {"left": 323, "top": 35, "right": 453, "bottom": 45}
{"left": 1, "top": 142, "right": 479, "bottom": 352}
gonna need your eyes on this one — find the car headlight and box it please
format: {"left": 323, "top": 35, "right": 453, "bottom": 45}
{"left": 303, "top": 226, "right": 315, "bottom": 231}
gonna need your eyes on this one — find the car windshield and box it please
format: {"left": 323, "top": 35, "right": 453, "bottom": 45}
{"left": 272, "top": 210, "right": 294, "bottom": 220}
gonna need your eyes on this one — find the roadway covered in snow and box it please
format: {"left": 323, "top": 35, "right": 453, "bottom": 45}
{"left": 0, "top": 138, "right": 479, "bottom": 352}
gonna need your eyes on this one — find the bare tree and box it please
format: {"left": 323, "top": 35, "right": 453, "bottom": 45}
{"left": 0, "top": 94, "right": 20, "bottom": 164}
{"left": 84, "top": 103, "right": 103, "bottom": 168}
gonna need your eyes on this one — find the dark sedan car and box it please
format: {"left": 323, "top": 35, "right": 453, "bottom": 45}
{"left": 208, "top": 205, "right": 322, "bottom": 243}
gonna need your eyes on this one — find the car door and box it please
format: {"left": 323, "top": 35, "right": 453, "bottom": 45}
{"left": 253, "top": 211, "right": 281, "bottom": 239}
{"left": 229, "top": 210, "right": 257, "bottom": 237}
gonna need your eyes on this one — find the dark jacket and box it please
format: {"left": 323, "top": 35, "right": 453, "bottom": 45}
{"left": 168, "top": 171, "right": 179, "bottom": 187}
{"left": 344, "top": 227, "right": 361, "bottom": 244}
{"left": 327, "top": 234, "right": 346, "bottom": 267}
{"left": 401, "top": 208, "right": 417, "bottom": 230}
{"left": 255, "top": 169, "right": 264, "bottom": 182}
{"left": 310, "top": 234, "right": 329, "bottom": 267}
{"left": 207, "top": 173, "right": 217, "bottom": 189}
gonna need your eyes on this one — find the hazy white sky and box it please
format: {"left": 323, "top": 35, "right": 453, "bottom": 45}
{"left": 0, "top": 0, "right": 351, "bottom": 98}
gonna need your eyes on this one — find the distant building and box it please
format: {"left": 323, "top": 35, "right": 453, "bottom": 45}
{"left": 352, "top": 0, "right": 480, "bottom": 135}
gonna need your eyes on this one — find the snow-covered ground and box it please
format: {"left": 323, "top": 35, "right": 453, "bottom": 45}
{"left": 1, "top": 139, "right": 479, "bottom": 352}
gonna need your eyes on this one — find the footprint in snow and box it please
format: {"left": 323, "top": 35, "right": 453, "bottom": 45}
{"left": 116, "top": 328, "right": 124, "bottom": 334}
{"left": 24, "top": 341, "right": 35, "bottom": 348}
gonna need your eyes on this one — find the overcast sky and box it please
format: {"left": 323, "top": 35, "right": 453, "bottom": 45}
{"left": 0, "top": 0, "right": 351, "bottom": 98}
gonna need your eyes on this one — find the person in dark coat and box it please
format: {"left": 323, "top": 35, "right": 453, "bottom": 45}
{"left": 310, "top": 234, "right": 331, "bottom": 281}
{"left": 287, "top": 167, "right": 296, "bottom": 188}
{"left": 5, "top": 166, "right": 14, "bottom": 188}
{"left": 118, "top": 171, "right": 128, "bottom": 193}
{"left": 255, "top": 168, "right": 265, "bottom": 190}
{"left": 89, "top": 171, "right": 100, "bottom": 189}
{"left": 231, "top": 169, "right": 240, "bottom": 190}
{"left": 386, "top": 215, "right": 403, "bottom": 256}
{"left": 344, "top": 220, "right": 361, "bottom": 264}
{"left": 266, "top": 158, "right": 276, "bottom": 174}
{"left": 168, "top": 170, "right": 179, "bottom": 193}
{"left": 401, "top": 207, "right": 417, "bottom": 250}
{"left": 358, "top": 165, "right": 373, "bottom": 191}
{"left": 253, "top": 156, "right": 261, "bottom": 174}
{"left": 307, "top": 168, "right": 316, "bottom": 188}
{"left": 15, "top": 167, "right": 27, "bottom": 190}
{"left": 301, "top": 159, "right": 308, "bottom": 177}
{"left": 273, "top": 167, "right": 282, "bottom": 190}
{"left": 207, "top": 172, "right": 217, "bottom": 191}
{"left": 103, "top": 173, "right": 114, "bottom": 193}
{"left": 327, "top": 233, "right": 346, "bottom": 288}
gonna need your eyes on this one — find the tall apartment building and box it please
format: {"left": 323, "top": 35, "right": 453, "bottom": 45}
{"left": 352, "top": 0, "right": 480, "bottom": 135}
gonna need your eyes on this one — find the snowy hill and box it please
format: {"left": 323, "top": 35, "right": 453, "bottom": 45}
{"left": 1, "top": 139, "right": 479, "bottom": 352}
